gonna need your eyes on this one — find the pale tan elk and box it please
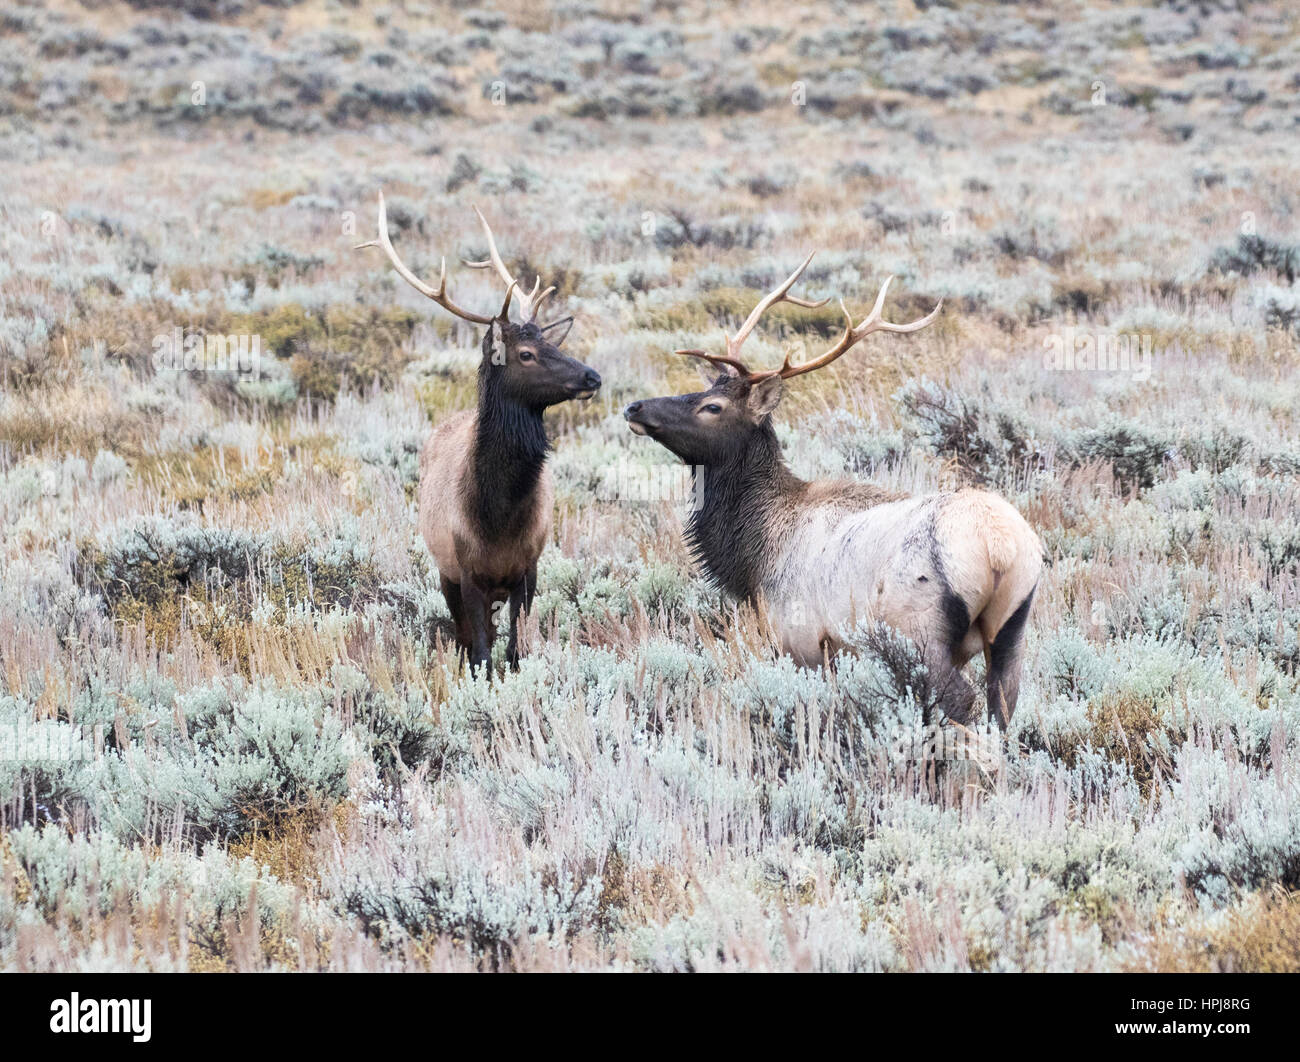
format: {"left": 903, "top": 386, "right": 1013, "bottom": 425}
{"left": 624, "top": 255, "right": 1041, "bottom": 726}
{"left": 358, "top": 194, "right": 600, "bottom": 670}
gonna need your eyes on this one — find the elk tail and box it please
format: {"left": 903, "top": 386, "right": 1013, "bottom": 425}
{"left": 982, "top": 503, "right": 1021, "bottom": 575}
{"left": 940, "top": 489, "right": 1025, "bottom": 575}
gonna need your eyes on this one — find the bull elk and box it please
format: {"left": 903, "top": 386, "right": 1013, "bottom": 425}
{"left": 358, "top": 194, "right": 601, "bottom": 669}
{"left": 623, "top": 255, "right": 1041, "bottom": 726}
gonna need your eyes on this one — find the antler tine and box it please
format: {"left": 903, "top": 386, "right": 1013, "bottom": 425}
{"left": 725, "top": 251, "right": 830, "bottom": 360}
{"left": 771, "top": 275, "right": 943, "bottom": 381}
{"left": 497, "top": 278, "right": 518, "bottom": 321}
{"left": 851, "top": 275, "right": 943, "bottom": 335}
{"left": 355, "top": 192, "right": 495, "bottom": 325}
{"left": 464, "top": 205, "right": 541, "bottom": 320}
{"left": 532, "top": 285, "right": 558, "bottom": 318}
{"left": 675, "top": 348, "right": 751, "bottom": 377}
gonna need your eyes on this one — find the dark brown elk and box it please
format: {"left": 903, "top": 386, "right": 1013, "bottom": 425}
{"left": 358, "top": 194, "right": 600, "bottom": 670}
{"left": 623, "top": 256, "right": 1041, "bottom": 726}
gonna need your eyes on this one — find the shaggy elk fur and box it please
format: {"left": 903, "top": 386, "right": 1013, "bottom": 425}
{"left": 359, "top": 194, "right": 600, "bottom": 668}
{"left": 625, "top": 256, "right": 1042, "bottom": 726}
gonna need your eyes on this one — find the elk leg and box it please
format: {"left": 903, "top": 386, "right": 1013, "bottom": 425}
{"left": 924, "top": 645, "right": 977, "bottom": 726}
{"left": 985, "top": 589, "right": 1035, "bottom": 729}
{"left": 460, "top": 578, "right": 495, "bottom": 672}
{"left": 505, "top": 564, "right": 538, "bottom": 669}
{"left": 899, "top": 616, "right": 977, "bottom": 727}
{"left": 439, "top": 576, "right": 472, "bottom": 656}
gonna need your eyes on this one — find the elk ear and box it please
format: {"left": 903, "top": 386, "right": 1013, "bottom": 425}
{"left": 746, "top": 375, "right": 784, "bottom": 419}
{"left": 482, "top": 319, "right": 507, "bottom": 365}
{"left": 695, "top": 362, "right": 726, "bottom": 387}
{"left": 540, "top": 315, "right": 574, "bottom": 346}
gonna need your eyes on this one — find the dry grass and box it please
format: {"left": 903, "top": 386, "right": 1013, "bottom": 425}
{"left": 1131, "top": 891, "right": 1300, "bottom": 973}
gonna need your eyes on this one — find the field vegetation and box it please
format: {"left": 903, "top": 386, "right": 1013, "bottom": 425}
{"left": 1, "top": 0, "right": 1299, "bottom": 970}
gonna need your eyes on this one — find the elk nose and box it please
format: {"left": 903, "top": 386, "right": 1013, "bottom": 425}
{"left": 623, "top": 401, "right": 642, "bottom": 419}
{"left": 583, "top": 369, "right": 601, "bottom": 390}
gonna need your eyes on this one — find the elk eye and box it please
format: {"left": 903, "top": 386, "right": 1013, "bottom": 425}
{"left": 518, "top": 350, "right": 536, "bottom": 362}
{"left": 700, "top": 403, "right": 723, "bottom": 415}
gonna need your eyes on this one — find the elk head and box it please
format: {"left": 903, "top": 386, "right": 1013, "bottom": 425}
{"left": 624, "top": 252, "right": 941, "bottom": 463}
{"left": 357, "top": 193, "right": 600, "bottom": 409}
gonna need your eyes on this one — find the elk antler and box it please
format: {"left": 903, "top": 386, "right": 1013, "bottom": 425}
{"left": 672, "top": 349, "right": 753, "bottom": 377}
{"left": 725, "top": 252, "right": 830, "bottom": 363}
{"left": 761, "top": 275, "right": 942, "bottom": 381}
{"left": 463, "top": 205, "right": 556, "bottom": 322}
{"left": 355, "top": 193, "right": 517, "bottom": 324}
{"left": 675, "top": 255, "right": 941, "bottom": 381}
{"left": 675, "top": 252, "right": 828, "bottom": 375}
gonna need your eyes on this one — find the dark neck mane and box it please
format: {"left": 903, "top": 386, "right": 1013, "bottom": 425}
{"left": 685, "top": 424, "right": 804, "bottom": 600}
{"left": 471, "top": 365, "right": 549, "bottom": 542}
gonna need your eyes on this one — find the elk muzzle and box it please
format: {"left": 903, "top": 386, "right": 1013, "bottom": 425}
{"left": 570, "top": 367, "right": 602, "bottom": 401}
{"left": 623, "top": 399, "right": 656, "bottom": 436}
{"left": 623, "top": 395, "right": 697, "bottom": 448}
